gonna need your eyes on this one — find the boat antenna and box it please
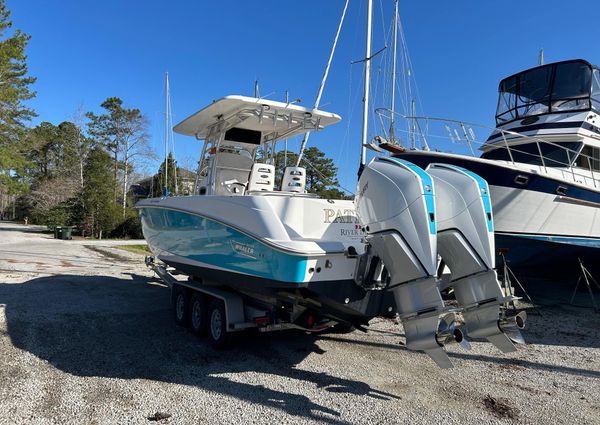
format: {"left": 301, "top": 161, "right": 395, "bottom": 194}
{"left": 168, "top": 74, "right": 179, "bottom": 195}
{"left": 359, "top": 0, "right": 373, "bottom": 175}
{"left": 411, "top": 97, "right": 416, "bottom": 149}
{"left": 296, "top": 0, "right": 349, "bottom": 166}
{"left": 389, "top": 0, "right": 398, "bottom": 145}
{"left": 164, "top": 72, "right": 169, "bottom": 197}
{"left": 254, "top": 79, "right": 260, "bottom": 98}
{"left": 538, "top": 48, "right": 544, "bottom": 66}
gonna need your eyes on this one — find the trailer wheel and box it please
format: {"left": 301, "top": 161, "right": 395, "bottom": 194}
{"left": 189, "top": 292, "right": 208, "bottom": 335}
{"left": 172, "top": 285, "right": 189, "bottom": 326}
{"left": 208, "top": 299, "right": 231, "bottom": 349}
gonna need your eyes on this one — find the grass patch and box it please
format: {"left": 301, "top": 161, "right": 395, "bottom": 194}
{"left": 114, "top": 244, "right": 151, "bottom": 255}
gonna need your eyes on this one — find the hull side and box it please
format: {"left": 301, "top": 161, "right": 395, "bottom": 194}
{"left": 138, "top": 205, "right": 397, "bottom": 322}
{"left": 140, "top": 207, "right": 310, "bottom": 283}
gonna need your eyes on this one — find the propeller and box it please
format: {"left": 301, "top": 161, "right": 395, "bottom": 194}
{"left": 436, "top": 313, "right": 472, "bottom": 351}
{"left": 499, "top": 311, "right": 527, "bottom": 345}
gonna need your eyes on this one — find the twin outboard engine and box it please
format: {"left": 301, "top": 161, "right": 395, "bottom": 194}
{"left": 355, "top": 157, "right": 526, "bottom": 368}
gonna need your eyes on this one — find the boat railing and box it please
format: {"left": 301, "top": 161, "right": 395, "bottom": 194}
{"left": 374, "top": 108, "right": 600, "bottom": 189}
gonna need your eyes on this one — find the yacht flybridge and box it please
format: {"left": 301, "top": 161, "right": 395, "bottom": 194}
{"left": 391, "top": 59, "right": 600, "bottom": 278}
{"left": 136, "top": 95, "right": 526, "bottom": 368}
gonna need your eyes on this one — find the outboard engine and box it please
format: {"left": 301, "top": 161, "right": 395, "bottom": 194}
{"left": 355, "top": 158, "right": 526, "bottom": 368}
{"left": 426, "top": 163, "right": 526, "bottom": 352}
{"left": 355, "top": 157, "right": 461, "bottom": 368}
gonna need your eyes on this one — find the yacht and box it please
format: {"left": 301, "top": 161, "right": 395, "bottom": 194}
{"left": 392, "top": 59, "right": 600, "bottom": 278}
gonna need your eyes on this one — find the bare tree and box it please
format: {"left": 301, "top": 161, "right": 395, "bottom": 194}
{"left": 87, "top": 97, "right": 154, "bottom": 216}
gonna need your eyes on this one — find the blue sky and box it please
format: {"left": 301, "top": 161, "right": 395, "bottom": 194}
{"left": 10, "top": 0, "right": 599, "bottom": 191}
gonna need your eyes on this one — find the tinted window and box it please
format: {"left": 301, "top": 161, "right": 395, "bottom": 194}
{"left": 592, "top": 69, "right": 600, "bottom": 111}
{"left": 552, "top": 62, "right": 591, "bottom": 99}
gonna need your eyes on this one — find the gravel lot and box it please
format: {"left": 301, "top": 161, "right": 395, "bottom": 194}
{"left": 1, "top": 221, "right": 599, "bottom": 424}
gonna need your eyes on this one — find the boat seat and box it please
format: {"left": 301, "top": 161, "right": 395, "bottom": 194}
{"left": 281, "top": 166, "right": 306, "bottom": 193}
{"left": 214, "top": 152, "right": 254, "bottom": 195}
{"left": 247, "top": 163, "right": 275, "bottom": 192}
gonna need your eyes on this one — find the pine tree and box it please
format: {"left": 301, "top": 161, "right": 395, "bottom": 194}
{"left": 274, "top": 146, "right": 347, "bottom": 199}
{"left": 0, "top": 0, "right": 36, "bottom": 194}
{"left": 86, "top": 97, "right": 150, "bottom": 215}
{"left": 80, "top": 146, "right": 119, "bottom": 238}
{"left": 152, "top": 152, "right": 180, "bottom": 197}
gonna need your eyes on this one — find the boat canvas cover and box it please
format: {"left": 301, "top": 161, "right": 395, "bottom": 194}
{"left": 173, "top": 95, "right": 341, "bottom": 142}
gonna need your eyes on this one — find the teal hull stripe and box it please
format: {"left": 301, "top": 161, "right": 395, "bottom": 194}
{"left": 381, "top": 157, "right": 437, "bottom": 235}
{"left": 138, "top": 207, "right": 309, "bottom": 283}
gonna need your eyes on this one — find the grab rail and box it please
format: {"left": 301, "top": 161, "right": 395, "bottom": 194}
{"left": 374, "top": 108, "right": 600, "bottom": 189}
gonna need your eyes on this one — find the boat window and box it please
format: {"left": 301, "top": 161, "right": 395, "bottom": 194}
{"left": 574, "top": 145, "right": 600, "bottom": 172}
{"left": 496, "top": 76, "right": 517, "bottom": 123}
{"left": 516, "top": 66, "right": 551, "bottom": 118}
{"left": 495, "top": 61, "right": 594, "bottom": 125}
{"left": 592, "top": 69, "right": 600, "bottom": 111}
{"left": 224, "top": 127, "right": 262, "bottom": 145}
{"left": 551, "top": 61, "right": 591, "bottom": 112}
{"left": 481, "top": 142, "right": 582, "bottom": 167}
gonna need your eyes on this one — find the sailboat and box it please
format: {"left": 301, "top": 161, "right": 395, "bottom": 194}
{"left": 136, "top": 0, "right": 526, "bottom": 368}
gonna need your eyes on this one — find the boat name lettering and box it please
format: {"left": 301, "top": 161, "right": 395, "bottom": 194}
{"left": 324, "top": 208, "right": 359, "bottom": 224}
{"left": 340, "top": 228, "right": 363, "bottom": 237}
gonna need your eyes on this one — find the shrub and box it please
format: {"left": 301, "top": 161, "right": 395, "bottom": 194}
{"left": 110, "top": 210, "right": 143, "bottom": 239}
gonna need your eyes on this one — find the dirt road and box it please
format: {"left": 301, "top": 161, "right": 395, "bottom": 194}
{"left": 1, "top": 221, "right": 598, "bottom": 424}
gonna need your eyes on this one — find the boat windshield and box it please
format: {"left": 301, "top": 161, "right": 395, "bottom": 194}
{"left": 496, "top": 60, "right": 599, "bottom": 125}
{"left": 481, "top": 141, "right": 582, "bottom": 167}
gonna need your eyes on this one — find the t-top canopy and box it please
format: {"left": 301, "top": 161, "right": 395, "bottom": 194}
{"left": 174, "top": 95, "right": 342, "bottom": 143}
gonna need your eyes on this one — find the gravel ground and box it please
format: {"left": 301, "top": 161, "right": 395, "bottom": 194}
{"left": 0, "top": 221, "right": 599, "bottom": 424}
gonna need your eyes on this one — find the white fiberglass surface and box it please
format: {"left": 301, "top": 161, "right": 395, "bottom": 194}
{"left": 490, "top": 185, "right": 600, "bottom": 238}
{"left": 137, "top": 194, "right": 363, "bottom": 255}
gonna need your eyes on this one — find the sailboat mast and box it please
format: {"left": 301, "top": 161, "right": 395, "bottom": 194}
{"left": 389, "top": 0, "right": 398, "bottom": 145}
{"left": 296, "top": 0, "right": 349, "bottom": 166}
{"left": 164, "top": 72, "right": 169, "bottom": 196}
{"left": 360, "top": 0, "right": 373, "bottom": 169}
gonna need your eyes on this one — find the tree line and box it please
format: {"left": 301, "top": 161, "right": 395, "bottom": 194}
{"left": 0, "top": 0, "right": 154, "bottom": 238}
{"left": 0, "top": 0, "right": 349, "bottom": 239}
{"left": 17, "top": 97, "right": 153, "bottom": 238}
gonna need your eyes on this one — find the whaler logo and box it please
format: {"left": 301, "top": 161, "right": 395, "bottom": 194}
{"left": 323, "top": 208, "right": 359, "bottom": 224}
{"left": 231, "top": 240, "right": 256, "bottom": 259}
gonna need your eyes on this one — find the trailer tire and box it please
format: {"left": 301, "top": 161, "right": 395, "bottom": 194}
{"left": 189, "top": 292, "right": 208, "bottom": 336}
{"left": 208, "top": 299, "right": 231, "bottom": 349}
{"left": 172, "top": 285, "right": 189, "bottom": 327}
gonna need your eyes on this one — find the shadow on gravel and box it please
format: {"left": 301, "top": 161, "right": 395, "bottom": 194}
{"left": 321, "top": 296, "right": 600, "bottom": 380}
{"left": 0, "top": 274, "right": 397, "bottom": 424}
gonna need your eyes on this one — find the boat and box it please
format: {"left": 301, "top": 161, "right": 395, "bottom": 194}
{"left": 137, "top": 95, "right": 374, "bottom": 324}
{"left": 135, "top": 0, "right": 526, "bottom": 368}
{"left": 136, "top": 94, "right": 525, "bottom": 368}
{"left": 388, "top": 59, "right": 600, "bottom": 279}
